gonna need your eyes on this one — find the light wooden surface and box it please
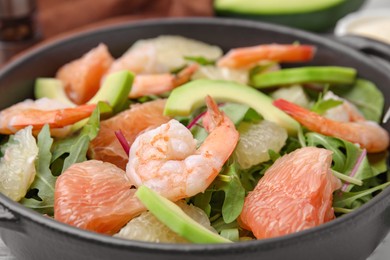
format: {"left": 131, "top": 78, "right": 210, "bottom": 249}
{"left": 0, "top": 0, "right": 389, "bottom": 259}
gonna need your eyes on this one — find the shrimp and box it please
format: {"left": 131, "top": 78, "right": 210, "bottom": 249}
{"left": 0, "top": 98, "right": 96, "bottom": 136}
{"left": 273, "top": 98, "right": 390, "bottom": 153}
{"left": 126, "top": 96, "right": 239, "bottom": 201}
{"left": 217, "top": 44, "right": 316, "bottom": 69}
{"left": 129, "top": 64, "right": 199, "bottom": 98}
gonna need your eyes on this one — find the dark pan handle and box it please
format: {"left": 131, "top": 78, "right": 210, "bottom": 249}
{"left": 330, "top": 35, "right": 390, "bottom": 72}
{"left": 0, "top": 202, "right": 24, "bottom": 233}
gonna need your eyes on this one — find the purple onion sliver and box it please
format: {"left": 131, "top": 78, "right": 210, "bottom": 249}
{"left": 187, "top": 103, "right": 226, "bottom": 129}
{"left": 341, "top": 148, "right": 367, "bottom": 192}
{"left": 115, "top": 130, "right": 130, "bottom": 155}
{"left": 187, "top": 111, "right": 207, "bottom": 129}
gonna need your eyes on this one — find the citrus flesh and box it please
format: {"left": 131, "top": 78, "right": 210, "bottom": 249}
{"left": 239, "top": 147, "right": 341, "bottom": 239}
{"left": 56, "top": 43, "right": 114, "bottom": 104}
{"left": 54, "top": 160, "right": 144, "bottom": 235}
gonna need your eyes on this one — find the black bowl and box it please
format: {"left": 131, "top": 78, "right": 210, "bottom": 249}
{"left": 0, "top": 18, "right": 390, "bottom": 260}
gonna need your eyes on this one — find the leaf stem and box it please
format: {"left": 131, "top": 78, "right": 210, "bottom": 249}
{"left": 332, "top": 169, "right": 363, "bottom": 186}
{"left": 333, "top": 207, "right": 353, "bottom": 214}
{"left": 218, "top": 174, "right": 232, "bottom": 182}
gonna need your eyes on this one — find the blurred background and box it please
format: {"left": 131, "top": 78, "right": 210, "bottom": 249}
{"left": 1, "top": 0, "right": 390, "bottom": 65}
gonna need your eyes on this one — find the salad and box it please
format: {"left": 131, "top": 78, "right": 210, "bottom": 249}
{"left": 0, "top": 35, "right": 389, "bottom": 243}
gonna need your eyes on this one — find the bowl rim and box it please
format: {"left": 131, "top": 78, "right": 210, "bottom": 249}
{"left": 0, "top": 16, "right": 390, "bottom": 254}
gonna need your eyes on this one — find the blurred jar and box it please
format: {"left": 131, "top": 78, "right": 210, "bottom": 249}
{"left": 0, "top": 0, "right": 40, "bottom": 65}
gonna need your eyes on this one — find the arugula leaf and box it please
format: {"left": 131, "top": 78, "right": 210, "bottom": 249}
{"left": 62, "top": 135, "right": 90, "bottom": 172}
{"left": 306, "top": 132, "right": 374, "bottom": 191}
{"left": 311, "top": 99, "right": 343, "bottom": 115}
{"left": 333, "top": 182, "right": 390, "bottom": 209}
{"left": 184, "top": 56, "right": 215, "bottom": 66}
{"left": 190, "top": 103, "right": 262, "bottom": 143}
{"left": 192, "top": 190, "right": 213, "bottom": 217}
{"left": 218, "top": 163, "right": 245, "bottom": 223}
{"left": 20, "top": 125, "right": 56, "bottom": 215}
{"left": 367, "top": 151, "right": 388, "bottom": 176}
{"left": 51, "top": 106, "right": 100, "bottom": 172}
{"left": 331, "top": 79, "right": 384, "bottom": 122}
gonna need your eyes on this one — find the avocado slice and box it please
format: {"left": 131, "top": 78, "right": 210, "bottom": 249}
{"left": 88, "top": 70, "right": 133, "bottom": 114}
{"left": 164, "top": 79, "right": 299, "bottom": 135}
{"left": 34, "top": 70, "right": 134, "bottom": 114}
{"left": 214, "top": 0, "right": 366, "bottom": 32}
{"left": 35, "top": 78, "right": 75, "bottom": 106}
{"left": 135, "top": 185, "right": 231, "bottom": 244}
{"left": 251, "top": 66, "right": 357, "bottom": 89}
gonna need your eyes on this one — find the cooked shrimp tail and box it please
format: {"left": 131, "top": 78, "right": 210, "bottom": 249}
{"left": 217, "top": 44, "right": 316, "bottom": 69}
{"left": 273, "top": 98, "right": 389, "bottom": 153}
{"left": 0, "top": 100, "right": 96, "bottom": 135}
{"left": 126, "top": 96, "right": 239, "bottom": 201}
{"left": 128, "top": 64, "right": 199, "bottom": 98}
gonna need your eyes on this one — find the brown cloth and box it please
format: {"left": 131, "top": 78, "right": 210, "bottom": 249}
{"left": 36, "top": 0, "right": 214, "bottom": 40}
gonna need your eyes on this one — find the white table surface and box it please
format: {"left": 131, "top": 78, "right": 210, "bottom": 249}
{"left": 1, "top": 0, "right": 390, "bottom": 259}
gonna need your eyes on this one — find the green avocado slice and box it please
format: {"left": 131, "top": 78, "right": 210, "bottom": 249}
{"left": 34, "top": 70, "right": 134, "bottom": 114}
{"left": 35, "top": 78, "right": 74, "bottom": 106}
{"left": 135, "top": 185, "right": 231, "bottom": 244}
{"left": 164, "top": 79, "right": 299, "bottom": 135}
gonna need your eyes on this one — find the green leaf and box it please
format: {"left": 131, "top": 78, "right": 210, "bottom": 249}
{"left": 306, "top": 132, "right": 374, "bottom": 191}
{"left": 311, "top": 99, "right": 343, "bottom": 115}
{"left": 51, "top": 106, "right": 100, "bottom": 172}
{"left": 331, "top": 79, "right": 384, "bottom": 122}
{"left": 333, "top": 182, "right": 390, "bottom": 209}
{"left": 61, "top": 135, "right": 90, "bottom": 172}
{"left": 192, "top": 190, "right": 213, "bottom": 217}
{"left": 190, "top": 103, "right": 261, "bottom": 143}
{"left": 184, "top": 56, "right": 215, "bottom": 66}
{"left": 367, "top": 151, "right": 388, "bottom": 176}
{"left": 20, "top": 125, "right": 56, "bottom": 215}
{"left": 211, "top": 217, "right": 238, "bottom": 233}
{"left": 218, "top": 163, "right": 245, "bottom": 223}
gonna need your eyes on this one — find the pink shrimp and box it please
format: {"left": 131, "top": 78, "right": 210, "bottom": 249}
{"left": 273, "top": 98, "right": 389, "bottom": 153}
{"left": 126, "top": 96, "right": 239, "bottom": 201}
{"left": 129, "top": 64, "right": 199, "bottom": 98}
{"left": 0, "top": 98, "right": 96, "bottom": 136}
{"left": 217, "top": 44, "right": 316, "bottom": 69}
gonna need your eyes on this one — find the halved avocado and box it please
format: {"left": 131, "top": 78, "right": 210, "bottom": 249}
{"left": 164, "top": 79, "right": 299, "bottom": 135}
{"left": 214, "top": 0, "right": 366, "bottom": 32}
{"left": 135, "top": 185, "right": 231, "bottom": 244}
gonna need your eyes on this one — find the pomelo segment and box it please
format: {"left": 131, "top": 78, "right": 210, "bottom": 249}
{"left": 234, "top": 120, "right": 287, "bottom": 169}
{"left": 88, "top": 99, "right": 170, "bottom": 170}
{"left": 0, "top": 126, "right": 38, "bottom": 201}
{"left": 56, "top": 43, "right": 114, "bottom": 104}
{"left": 239, "top": 147, "right": 341, "bottom": 239}
{"left": 54, "top": 160, "right": 144, "bottom": 235}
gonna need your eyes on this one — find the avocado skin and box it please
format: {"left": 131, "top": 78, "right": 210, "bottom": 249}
{"left": 214, "top": 0, "right": 366, "bottom": 32}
